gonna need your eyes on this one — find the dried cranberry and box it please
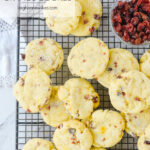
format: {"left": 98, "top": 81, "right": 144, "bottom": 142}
{"left": 137, "top": 0, "right": 142, "bottom": 6}
{"left": 144, "top": 141, "right": 150, "bottom": 145}
{"left": 143, "top": 35, "right": 148, "bottom": 41}
{"left": 140, "top": 12, "right": 148, "bottom": 21}
{"left": 123, "top": 31, "right": 130, "bottom": 42}
{"left": 142, "top": 4, "right": 150, "bottom": 13}
{"left": 94, "top": 14, "right": 101, "bottom": 20}
{"left": 126, "top": 23, "right": 134, "bottom": 33}
{"left": 113, "top": 14, "right": 122, "bottom": 23}
{"left": 143, "top": 20, "right": 150, "bottom": 27}
{"left": 89, "top": 26, "right": 95, "bottom": 33}
{"left": 133, "top": 12, "right": 141, "bottom": 18}
{"left": 21, "top": 54, "right": 25, "bottom": 60}
{"left": 118, "top": 31, "right": 123, "bottom": 37}
{"left": 137, "top": 23, "right": 145, "bottom": 31}
{"left": 139, "top": 32, "right": 145, "bottom": 37}
{"left": 146, "top": 29, "right": 150, "bottom": 34}
{"left": 132, "top": 33, "right": 139, "bottom": 39}
{"left": 131, "top": 17, "right": 139, "bottom": 26}
{"left": 118, "top": 1, "right": 125, "bottom": 9}
{"left": 83, "top": 19, "right": 88, "bottom": 24}
{"left": 115, "top": 23, "right": 122, "bottom": 32}
{"left": 134, "top": 38, "right": 143, "bottom": 44}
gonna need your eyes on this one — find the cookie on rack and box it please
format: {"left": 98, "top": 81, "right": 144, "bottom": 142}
{"left": 109, "top": 70, "right": 150, "bottom": 114}
{"left": 40, "top": 86, "right": 71, "bottom": 127}
{"left": 140, "top": 50, "right": 150, "bottom": 78}
{"left": 25, "top": 38, "right": 64, "bottom": 75}
{"left": 58, "top": 78, "right": 100, "bottom": 120}
{"left": 23, "top": 138, "right": 56, "bottom": 150}
{"left": 68, "top": 38, "right": 109, "bottom": 79}
{"left": 87, "top": 110, "right": 125, "bottom": 148}
{"left": 71, "top": 0, "right": 102, "bottom": 36}
{"left": 53, "top": 120, "right": 93, "bottom": 150}
{"left": 90, "top": 147, "right": 106, "bottom": 150}
{"left": 44, "top": 0, "right": 82, "bottom": 35}
{"left": 98, "top": 48, "right": 139, "bottom": 88}
{"left": 122, "top": 109, "right": 150, "bottom": 137}
{"left": 138, "top": 125, "right": 150, "bottom": 150}
{"left": 13, "top": 67, "right": 52, "bottom": 113}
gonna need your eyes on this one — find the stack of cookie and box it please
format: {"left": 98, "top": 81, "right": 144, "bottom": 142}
{"left": 43, "top": 0, "right": 103, "bottom": 36}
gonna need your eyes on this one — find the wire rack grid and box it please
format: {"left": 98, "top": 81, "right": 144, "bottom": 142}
{"left": 16, "top": 0, "right": 150, "bottom": 150}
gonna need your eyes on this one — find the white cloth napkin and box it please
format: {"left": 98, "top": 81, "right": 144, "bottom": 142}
{"left": 0, "top": 29, "right": 17, "bottom": 88}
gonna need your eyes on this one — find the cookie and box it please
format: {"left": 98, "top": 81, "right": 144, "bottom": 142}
{"left": 98, "top": 48, "right": 139, "bottom": 88}
{"left": 23, "top": 138, "right": 55, "bottom": 150}
{"left": 87, "top": 110, "right": 125, "bottom": 148}
{"left": 140, "top": 50, "right": 150, "bottom": 78}
{"left": 91, "top": 147, "right": 106, "bottom": 150}
{"left": 40, "top": 86, "right": 71, "bottom": 127}
{"left": 109, "top": 70, "right": 150, "bottom": 113}
{"left": 68, "top": 38, "right": 109, "bottom": 79}
{"left": 53, "top": 120, "right": 93, "bottom": 150}
{"left": 25, "top": 38, "right": 64, "bottom": 75}
{"left": 44, "top": 0, "right": 82, "bottom": 35}
{"left": 13, "top": 68, "right": 52, "bottom": 113}
{"left": 71, "top": 0, "right": 102, "bottom": 36}
{"left": 58, "top": 78, "right": 100, "bottom": 120}
{"left": 138, "top": 125, "right": 150, "bottom": 150}
{"left": 122, "top": 109, "right": 150, "bottom": 137}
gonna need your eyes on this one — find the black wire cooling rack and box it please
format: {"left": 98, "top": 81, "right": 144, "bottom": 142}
{"left": 16, "top": 0, "right": 150, "bottom": 150}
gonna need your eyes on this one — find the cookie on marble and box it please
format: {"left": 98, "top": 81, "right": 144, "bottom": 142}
{"left": 58, "top": 78, "right": 100, "bottom": 120}
{"left": 13, "top": 68, "right": 52, "bottom": 113}
{"left": 25, "top": 38, "right": 64, "bottom": 75}
{"left": 122, "top": 109, "right": 150, "bottom": 137}
{"left": 23, "top": 138, "right": 56, "bottom": 150}
{"left": 68, "top": 38, "right": 109, "bottom": 79}
{"left": 71, "top": 0, "right": 102, "bottom": 36}
{"left": 140, "top": 50, "right": 150, "bottom": 78}
{"left": 87, "top": 110, "right": 125, "bottom": 148}
{"left": 109, "top": 70, "right": 150, "bottom": 113}
{"left": 40, "top": 86, "right": 71, "bottom": 127}
{"left": 44, "top": 0, "right": 82, "bottom": 35}
{"left": 138, "top": 125, "right": 150, "bottom": 150}
{"left": 53, "top": 120, "right": 93, "bottom": 150}
{"left": 98, "top": 48, "right": 139, "bottom": 88}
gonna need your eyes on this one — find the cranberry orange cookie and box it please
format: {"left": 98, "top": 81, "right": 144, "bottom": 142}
{"left": 140, "top": 50, "right": 150, "bottom": 78}
{"left": 71, "top": 0, "right": 102, "bottom": 36}
{"left": 58, "top": 78, "right": 100, "bottom": 120}
{"left": 23, "top": 138, "right": 55, "bottom": 150}
{"left": 122, "top": 109, "right": 150, "bottom": 137}
{"left": 109, "top": 70, "right": 150, "bottom": 114}
{"left": 87, "top": 110, "right": 125, "bottom": 148}
{"left": 25, "top": 38, "right": 64, "bottom": 75}
{"left": 68, "top": 38, "right": 109, "bottom": 79}
{"left": 138, "top": 125, "right": 150, "bottom": 150}
{"left": 53, "top": 120, "right": 93, "bottom": 150}
{"left": 98, "top": 48, "right": 139, "bottom": 88}
{"left": 40, "top": 86, "right": 71, "bottom": 127}
{"left": 44, "top": 0, "right": 82, "bottom": 35}
{"left": 13, "top": 68, "right": 52, "bottom": 113}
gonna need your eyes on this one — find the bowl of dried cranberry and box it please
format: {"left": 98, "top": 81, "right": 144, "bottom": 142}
{"left": 111, "top": 0, "right": 150, "bottom": 46}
